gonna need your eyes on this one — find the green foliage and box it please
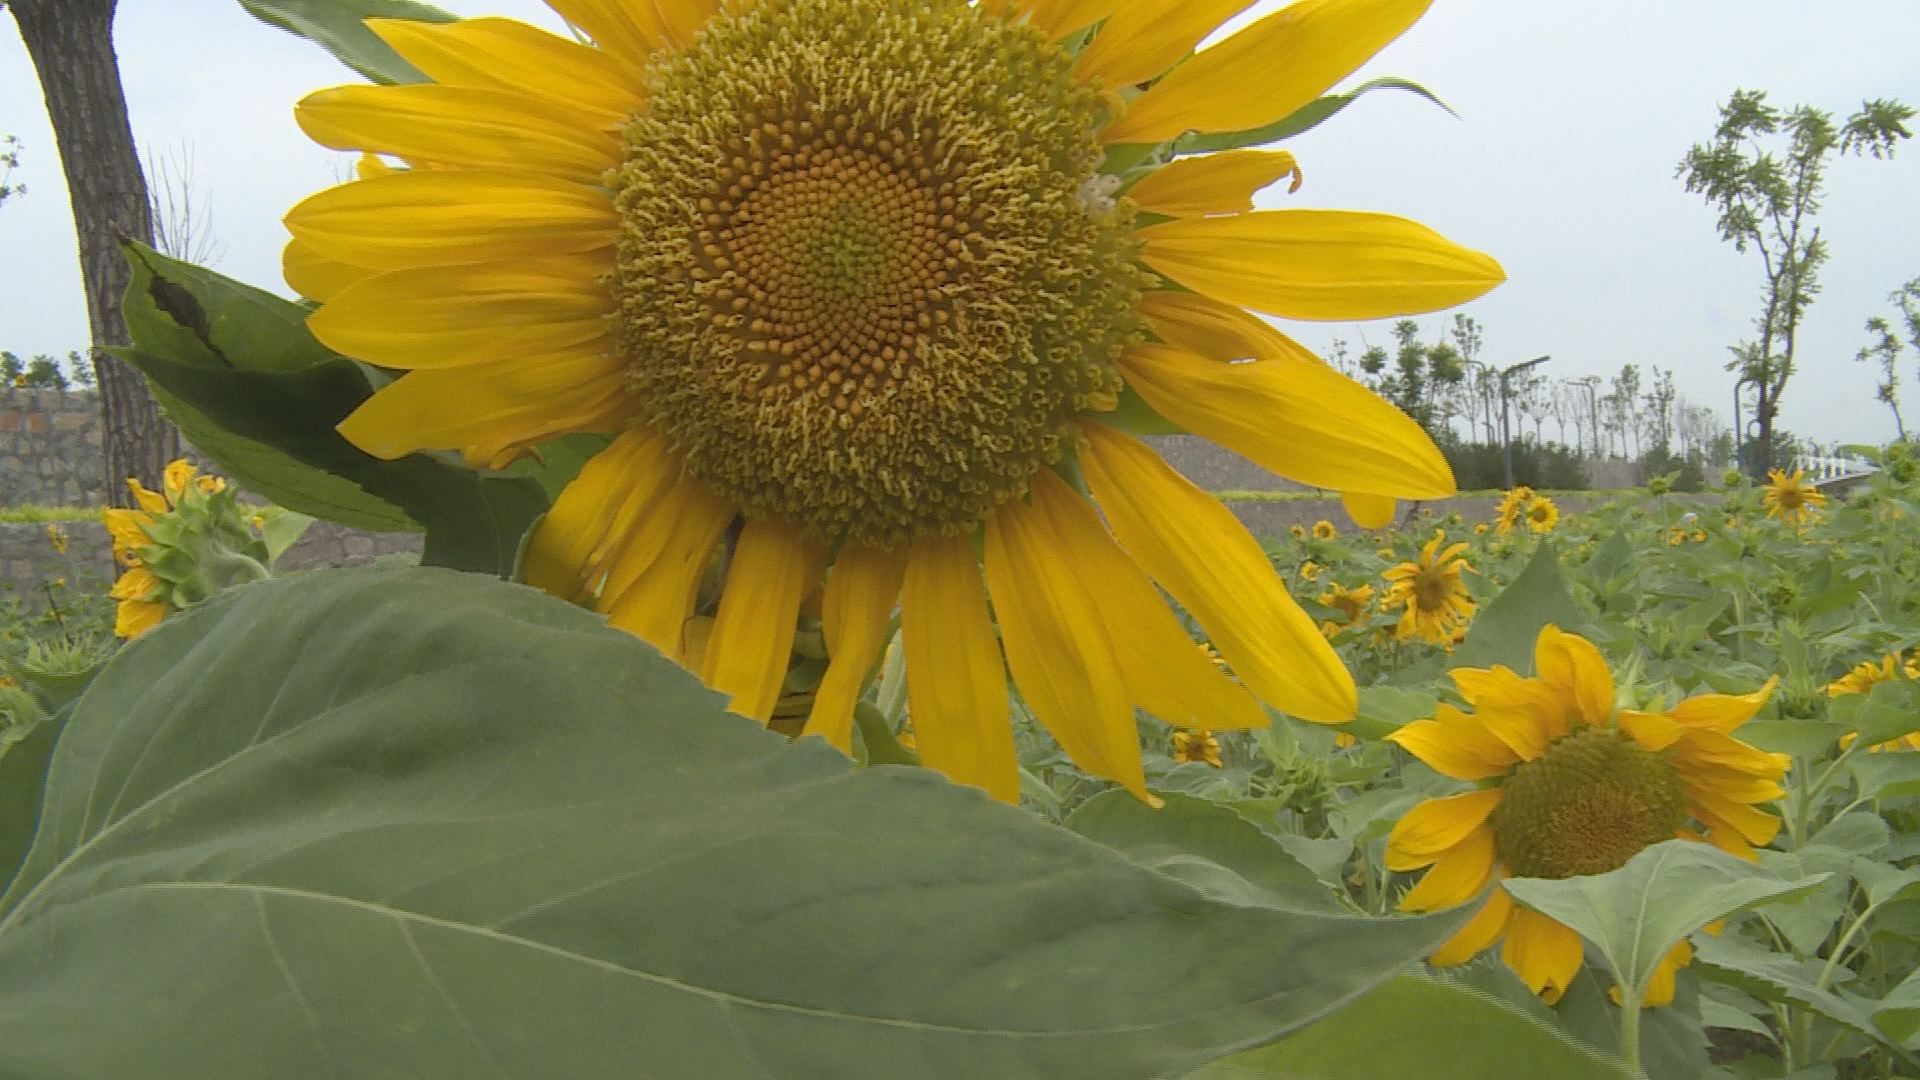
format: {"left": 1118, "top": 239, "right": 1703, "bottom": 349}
{"left": 235, "top": 0, "right": 458, "bottom": 84}
{"left": 1442, "top": 438, "right": 1591, "bottom": 491}
{"left": 0, "top": 566, "right": 1471, "bottom": 1080}
{"left": 118, "top": 243, "right": 549, "bottom": 574}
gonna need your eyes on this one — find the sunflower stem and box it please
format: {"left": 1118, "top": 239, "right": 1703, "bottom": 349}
{"left": 1616, "top": 987, "right": 1645, "bottom": 1078}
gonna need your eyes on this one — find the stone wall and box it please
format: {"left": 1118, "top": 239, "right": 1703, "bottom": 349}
{"left": 0, "top": 389, "right": 108, "bottom": 507}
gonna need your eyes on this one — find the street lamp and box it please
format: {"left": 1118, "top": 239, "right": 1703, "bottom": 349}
{"left": 1499, "top": 355, "right": 1551, "bottom": 490}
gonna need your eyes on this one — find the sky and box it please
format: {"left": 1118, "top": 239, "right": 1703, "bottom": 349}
{"left": 3, "top": 0, "right": 1918, "bottom": 450}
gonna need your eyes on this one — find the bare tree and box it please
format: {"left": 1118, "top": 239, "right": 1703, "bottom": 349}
{"left": 7, "top": 0, "right": 180, "bottom": 502}
{"left": 145, "top": 143, "right": 226, "bottom": 266}
{"left": 0, "top": 133, "right": 23, "bottom": 208}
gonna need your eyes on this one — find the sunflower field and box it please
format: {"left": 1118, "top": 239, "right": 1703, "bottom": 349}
{"left": 3, "top": 1, "right": 1920, "bottom": 1079}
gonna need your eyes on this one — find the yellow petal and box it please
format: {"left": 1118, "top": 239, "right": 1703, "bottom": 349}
{"left": 109, "top": 565, "right": 163, "bottom": 603}
{"left": 521, "top": 427, "right": 673, "bottom": 601}
{"left": 1137, "top": 210, "right": 1505, "bottom": 320}
{"left": 1643, "top": 939, "right": 1693, "bottom": 1008}
{"left": 338, "top": 347, "right": 629, "bottom": 467}
{"left": 984, "top": 476, "right": 1150, "bottom": 802}
{"left": 286, "top": 170, "right": 617, "bottom": 272}
{"left": 1342, "top": 491, "right": 1395, "bottom": 529}
{"left": 598, "top": 477, "right": 735, "bottom": 661}
{"left": 297, "top": 85, "right": 622, "bottom": 182}
{"left": 1667, "top": 677, "right": 1777, "bottom": 734}
{"left": 282, "top": 239, "right": 374, "bottom": 303}
{"left": 367, "top": 17, "right": 642, "bottom": 127}
{"left": 1690, "top": 796, "right": 1783, "bottom": 853}
{"left": 1385, "top": 789, "right": 1501, "bottom": 870}
{"left": 901, "top": 533, "right": 1020, "bottom": 802}
{"left": 1533, "top": 624, "right": 1615, "bottom": 728}
{"left": 1618, "top": 709, "right": 1684, "bottom": 752}
{"left": 1128, "top": 149, "right": 1302, "bottom": 217}
{"left": 1118, "top": 343, "right": 1454, "bottom": 498}
{"left": 1074, "top": 0, "right": 1256, "bottom": 88}
{"left": 1428, "top": 884, "right": 1513, "bottom": 966}
{"left": 1396, "top": 823, "right": 1495, "bottom": 908}
{"left": 115, "top": 599, "right": 167, "bottom": 639}
{"left": 1502, "top": 907, "right": 1584, "bottom": 1005}
{"left": 701, "top": 518, "right": 819, "bottom": 722}
{"left": 1386, "top": 709, "right": 1518, "bottom": 781}
{"left": 1138, "top": 289, "right": 1316, "bottom": 363}
{"left": 1101, "top": 0, "right": 1433, "bottom": 144}
{"left": 1018, "top": 0, "right": 1123, "bottom": 39}
{"left": 1080, "top": 423, "right": 1352, "bottom": 722}
{"left": 309, "top": 255, "right": 612, "bottom": 370}
{"left": 804, "top": 544, "right": 908, "bottom": 753}
{"left": 127, "top": 478, "right": 169, "bottom": 514}
{"left": 539, "top": 0, "right": 661, "bottom": 68}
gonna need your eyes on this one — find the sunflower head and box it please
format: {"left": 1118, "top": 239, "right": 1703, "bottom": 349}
{"left": 1523, "top": 495, "right": 1558, "bottom": 534}
{"left": 1317, "top": 580, "right": 1375, "bottom": 638}
{"left": 287, "top": 0, "right": 1506, "bottom": 802}
{"left": 1170, "top": 729, "right": 1224, "bottom": 769}
{"left": 1828, "top": 653, "right": 1920, "bottom": 752}
{"left": 1380, "top": 530, "right": 1474, "bottom": 646}
{"left": 1762, "top": 468, "right": 1826, "bottom": 525}
{"left": 1385, "top": 625, "right": 1789, "bottom": 1004}
{"left": 1312, "top": 519, "right": 1338, "bottom": 540}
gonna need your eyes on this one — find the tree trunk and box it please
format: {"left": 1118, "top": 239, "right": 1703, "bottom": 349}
{"left": 12, "top": 0, "right": 179, "bottom": 505}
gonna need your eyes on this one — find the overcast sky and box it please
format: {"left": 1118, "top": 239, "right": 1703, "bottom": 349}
{"left": 4, "top": 0, "right": 1918, "bottom": 449}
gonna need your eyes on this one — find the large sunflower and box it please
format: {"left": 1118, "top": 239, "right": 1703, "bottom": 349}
{"left": 1762, "top": 468, "right": 1826, "bottom": 525}
{"left": 1828, "top": 652, "right": 1920, "bottom": 752}
{"left": 286, "top": 0, "right": 1503, "bottom": 801}
{"left": 1380, "top": 529, "right": 1474, "bottom": 646}
{"left": 1386, "top": 625, "right": 1789, "bottom": 1004}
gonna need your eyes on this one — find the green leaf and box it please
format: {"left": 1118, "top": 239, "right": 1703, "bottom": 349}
{"left": 1875, "top": 964, "right": 1920, "bottom": 1047}
{"left": 256, "top": 508, "right": 316, "bottom": 566}
{"left": 1692, "top": 934, "right": 1892, "bottom": 1050}
{"left": 1555, "top": 965, "right": 1710, "bottom": 1080}
{"left": 1066, "top": 790, "right": 1342, "bottom": 912}
{"left": 1451, "top": 541, "right": 1588, "bottom": 671}
{"left": 1503, "top": 840, "right": 1827, "bottom": 1001}
{"left": 0, "top": 566, "right": 1474, "bottom": 1080}
{"left": 1831, "top": 678, "right": 1920, "bottom": 749}
{"left": 1180, "top": 974, "right": 1626, "bottom": 1080}
{"left": 1172, "top": 78, "right": 1456, "bottom": 155}
{"left": 1350, "top": 685, "right": 1438, "bottom": 741}
{"left": 236, "top": 0, "right": 458, "bottom": 84}
{"left": 119, "top": 244, "right": 550, "bottom": 575}
{"left": 1848, "top": 751, "right": 1920, "bottom": 802}
{"left": 0, "top": 711, "right": 65, "bottom": 897}
{"left": 1739, "top": 719, "right": 1841, "bottom": 761}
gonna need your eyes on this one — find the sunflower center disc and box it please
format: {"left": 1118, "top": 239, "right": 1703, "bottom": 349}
{"left": 1492, "top": 727, "right": 1687, "bottom": 879}
{"left": 612, "top": 0, "right": 1144, "bottom": 548}
{"left": 1413, "top": 570, "right": 1453, "bottom": 613}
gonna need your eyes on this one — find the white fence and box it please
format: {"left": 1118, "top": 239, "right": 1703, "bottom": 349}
{"left": 1790, "top": 454, "right": 1881, "bottom": 484}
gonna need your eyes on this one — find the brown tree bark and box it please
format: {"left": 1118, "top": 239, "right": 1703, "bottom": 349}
{"left": 10, "top": 0, "right": 180, "bottom": 506}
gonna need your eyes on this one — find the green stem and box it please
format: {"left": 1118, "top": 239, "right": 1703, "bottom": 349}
{"left": 1618, "top": 988, "right": 1645, "bottom": 1078}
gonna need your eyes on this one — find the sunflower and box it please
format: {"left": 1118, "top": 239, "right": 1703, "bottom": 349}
{"left": 1312, "top": 519, "right": 1338, "bottom": 540}
{"left": 1386, "top": 625, "right": 1789, "bottom": 1005}
{"left": 1317, "top": 580, "right": 1374, "bottom": 639}
{"left": 1665, "top": 528, "right": 1687, "bottom": 547}
{"left": 1494, "top": 485, "right": 1533, "bottom": 535}
{"left": 1473, "top": 522, "right": 1489, "bottom": 536}
{"left": 1523, "top": 495, "right": 1558, "bottom": 534}
{"left": 287, "top": 0, "right": 1502, "bottom": 803}
{"left": 1381, "top": 530, "right": 1475, "bottom": 646}
{"left": 1289, "top": 524, "right": 1309, "bottom": 541}
{"left": 1762, "top": 468, "right": 1826, "bottom": 525}
{"left": 104, "top": 471, "right": 180, "bottom": 639}
{"left": 1170, "top": 729, "right": 1224, "bottom": 768}
{"left": 1827, "top": 653, "right": 1920, "bottom": 752}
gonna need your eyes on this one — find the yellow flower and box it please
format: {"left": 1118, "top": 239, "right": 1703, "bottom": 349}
{"left": 1762, "top": 468, "right": 1826, "bottom": 525}
{"left": 1298, "top": 559, "right": 1324, "bottom": 582}
{"left": 198, "top": 474, "right": 229, "bottom": 495}
{"left": 1691, "top": 529, "right": 1707, "bottom": 543}
{"left": 1312, "top": 519, "right": 1337, "bottom": 540}
{"left": 1170, "top": 729, "right": 1224, "bottom": 768}
{"left": 286, "top": 0, "right": 1503, "bottom": 802}
{"left": 1386, "top": 626, "right": 1789, "bottom": 1006}
{"left": 125, "top": 475, "right": 171, "bottom": 515}
{"left": 164, "top": 459, "right": 199, "bottom": 498}
{"left": 102, "top": 507, "right": 157, "bottom": 567}
{"left": 1381, "top": 530, "right": 1475, "bottom": 646}
{"left": 109, "top": 565, "right": 169, "bottom": 639}
{"left": 1827, "top": 654, "right": 1920, "bottom": 752}
{"left": 1494, "top": 485, "right": 1533, "bottom": 535}
{"left": 1666, "top": 528, "right": 1687, "bottom": 547}
{"left": 45, "top": 523, "right": 69, "bottom": 555}
{"left": 1289, "top": 524, "right": 1309, "bottom": 541}
{"left": 1523, "top": 495, "right": 1558, "bottom": 534}
{"left": 1473, "top": 522, "right": 1489, "bottom": 536}
{"left": 1317, "top": 580, "right": 1374, "bottom": 638}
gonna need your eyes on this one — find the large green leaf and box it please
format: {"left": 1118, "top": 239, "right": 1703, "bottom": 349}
{"left": 120, "top": 244, "right": 549, "bottom": 574}
{"left": 0, "top": 566, "right": 1472, "bottom": 1080}
{"left": 1182, "top": 974, "right": 1626, "bottom": 1080}
{"left": 1450, "top": 541, "right": 1589, "bottom": 671}
{"left": 0, "top": 711, "right": 65, "bottom": 897}
{"left": 1503, "top": 841, "right": 1826, "bottom": 1002}
{"left": 236, "top": 0, "right": 458, "bottom": 84}
{"left": 1691, "top": 934, "right": 1894, "bottom": 1052}
{"left": 1876, "top": 964, "right": 1920, "bottom": 1047}
{"left": 1066, "top": 790, "right": 1341, "bottom": 912}
{"left": 1172, "top": 78, "right": 1455, "bottom": 156}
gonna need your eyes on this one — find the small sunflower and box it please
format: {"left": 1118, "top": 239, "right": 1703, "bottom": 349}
{"left": 1494, "top": 485, "right": 1533, "bottom": 535}
{"left": 1381, "top": 530, "right": 1474, "bottom": 646}
{"left": 1299, "top": 559, "right": 1324, "bottom": 583}
{"left": 1665, "top": 528, "right": 1687, "bottom": 547}
{"left": 1827, "top": 653, "right": 1920, "bottom": 752}
{"left": 1312, "top": 519, "right": 1338, "bottom": 540}
{"left": 1473, "top": 522, "right": 1489, "bottom": 536}
{"left": 1170, "top": 729, "right": 1224, "bottom": 768}
{"left": 287, "top": 0, "right": 1503, "bottom": 802}
{"left": 1762, "top": 469, "right": 1826, "bottom": 525}
{"left": 1523, "top": 495, "right": 1558, "bottom": 534}
{"left": 1289, "top": 524, "right": 1309, "bottom": 541}
{"left": 1387, "top": 625, "right": 1789, "bottom": 1005}
{"left": 1317, "top": 580, "right": 1374, "bottom": 639}
{"left": 44, "top": 523, "right": 69, "bottom": 556}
